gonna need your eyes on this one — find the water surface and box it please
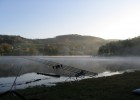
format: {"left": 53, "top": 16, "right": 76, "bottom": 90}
{"left": 0, "top": 56, "right": 140, "bottom": 92}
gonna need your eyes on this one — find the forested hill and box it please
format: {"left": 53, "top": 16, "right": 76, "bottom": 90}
{"left": 0, "top": 34, "right": 108, "bottom": 56}
{"left": 98, "top": 36, "right": 140, "bottom": 56}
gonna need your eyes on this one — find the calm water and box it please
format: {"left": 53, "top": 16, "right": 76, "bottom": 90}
{"left": 0, "top": 56, "right": 140, "bottom": 92}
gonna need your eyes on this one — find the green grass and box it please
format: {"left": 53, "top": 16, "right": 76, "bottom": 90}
{"left": 1, "top": 71, "right": 140, "bottom": 100}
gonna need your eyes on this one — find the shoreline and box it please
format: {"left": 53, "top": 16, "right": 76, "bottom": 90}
{"left": 7, "top": 71, "right": 140, "bottom": 100}
{"left": 1, "top": 69, "right": 138, "bottom": 94}
{"left": 1, "top": 70, "right": 140, "bottom": 100}
{"left": 0, "top": 71, "right": 123, "bottom": 93}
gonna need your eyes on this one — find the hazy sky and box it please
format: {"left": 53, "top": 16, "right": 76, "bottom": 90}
{"left": 0, "top": 0, "right": 140, "bottom": 39}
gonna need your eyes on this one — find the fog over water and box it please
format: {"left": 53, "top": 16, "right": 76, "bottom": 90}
{"left": 0, "top": 56, "right": 140, "bottom": 76}
{"left": 0, "top": 56, "right": 140, "bottom": 92}
{"left": 35, "top": 56, "right": 140, "bottom": 73}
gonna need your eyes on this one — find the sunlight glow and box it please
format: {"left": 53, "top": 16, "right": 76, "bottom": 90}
{"left": 0, "top": 0, "right": 140, "bottom": 39}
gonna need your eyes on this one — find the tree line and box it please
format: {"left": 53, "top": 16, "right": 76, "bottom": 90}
{"left": 98, "top": 36, "right": 140, "bottom": 56}
{"left": 0, "top": 34, "right": 108, "bottom": 56}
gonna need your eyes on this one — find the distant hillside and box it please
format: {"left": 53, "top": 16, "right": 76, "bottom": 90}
{"left": 98, "top": 36, "right": 140, "bottom": 56}
{"left": 0, "top": 34, "right": 109, "bottom": 55}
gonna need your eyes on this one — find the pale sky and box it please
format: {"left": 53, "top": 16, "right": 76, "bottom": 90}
{"left": 0, "top": 0, "right": 140, "bottom": 39}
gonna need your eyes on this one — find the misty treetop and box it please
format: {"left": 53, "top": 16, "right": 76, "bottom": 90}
{"left": 0, "top": 34, "right": 108, "bottom": 56}
{"left": 98, "top": 36, "right": 140, "bottom": 56}
{"left": 2, "top": 34, "right": 140, "bottom": 56}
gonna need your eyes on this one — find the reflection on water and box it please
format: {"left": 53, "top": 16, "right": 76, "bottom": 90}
{"left": 0, "top": 71, "right": 123, "bottom": 93}
{"left": 0, "top": 72, "right": 67, "bottom": 92}
{"left": 0, "top": 56, "right": 140, "bottom": 92}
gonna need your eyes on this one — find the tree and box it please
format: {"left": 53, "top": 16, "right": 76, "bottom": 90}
{"left": 0, "top": 43, "right": 13, "bottom": 55}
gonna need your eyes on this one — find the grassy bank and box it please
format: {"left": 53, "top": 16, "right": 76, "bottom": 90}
{"left": 1, "top": 71, "right": 140, "bottom": 100}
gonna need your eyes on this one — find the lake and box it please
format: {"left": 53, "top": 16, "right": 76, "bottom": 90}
{"left": 0, "top": 56, "right": 140, "bottom": 92}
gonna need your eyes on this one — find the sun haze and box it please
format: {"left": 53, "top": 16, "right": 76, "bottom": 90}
{"left": 0, "top": 0, "right": 140, "bottom": 39}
